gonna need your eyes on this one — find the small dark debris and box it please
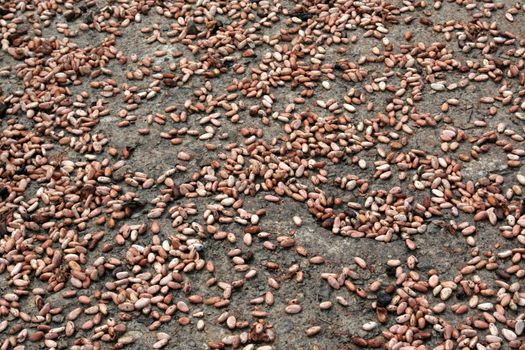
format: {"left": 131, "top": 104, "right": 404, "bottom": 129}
{"left": 0, "top": 186, "right": 9, "bottom": 200}
{"left": 187, "top": 22, "right": 198, "bottom": 35}
{"left": 172, "top": 186, "right": 182, "bottom": 200}
{"left": 64, "top": 10, "right": 78, "bottom": 22}
{"left": 296, "top": 11, "right": 311, "bottom": 21}
{"left": 243, "top": 251, "right": 254, "bottom": 263}
{"left": 455, "top": 287, "right": 466, "bottom": 300}
{"left": 321, "top": 217, "right": 334, "bottom": 229}
{"left": 209, "top": 21, "right": 222, "bottom": 36}
{"left": 385, "top": 265, "right": 396, "bottom": 278}
{"left": 0, "top": 223, "right": 6, "bottom": 238}
{"left": 344, "top": 210, "right": 356, "bottom": 219}
{"left": 376, "top": 290, "right": 392, "bottom": 307}
{"left": 122, "top": 200, "right": 146, "bottom": 212}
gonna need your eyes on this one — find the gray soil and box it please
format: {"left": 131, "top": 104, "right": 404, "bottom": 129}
{"left": 1, "top": 0, "right": 525, "bottom": 349}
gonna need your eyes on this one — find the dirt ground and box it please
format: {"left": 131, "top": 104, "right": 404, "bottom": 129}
{"left": 1, "top": 0, "right": 525, "bottom": 349}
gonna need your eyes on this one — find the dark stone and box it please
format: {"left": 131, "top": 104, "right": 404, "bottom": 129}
{"left": 135, "top": 314, "right": 151, "bottom": 325}
{"left": 187, "top": 22, "right": 198, "bottom": 35}
{"left": 376, "top": 290, "right": 392, "bottom": 307}
{"left": 297, "top": 12, "right": 311, "bottom": 21}
{"left": 122, "top": 200, "right": 145, "bottom": 211}
{"left": 0, "top": 186, "right": 9, "bottom": 200}
{"left": 209, "top": 21, "right": 222, "bottom": 35}
{"left": 242, "top": 251, "right": 254, "bottom": 263}
{"left": 111, "top": 168, "right": 126, "bottom": 182}
{"left": 344, "top": 210, "right": 356, "bottom": 219}
{"left": 84, "top": 12, "right": 94, "bottom": 25}
{"left": 456, "top": 287, "right": 466, "bottom": 300}
{"left": 64, "top": 10, "right": 77, "bottom": 22}
{"left": 385, "top": 265, "right": 396, "bottom": 278}
{"left": 321, "top": 217, "right": 334, "bottom": 229}
{"left": 52, "top": 315, "right": 64, "bottom": 324}
{"left": 0, "top": 223, "right": 6, "bottom": 238}
{"left": 15, "top": 166, "right": 27, "bottom": 175}
{"left": 172, "top": 185, "right": 181, "bottom": 200}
